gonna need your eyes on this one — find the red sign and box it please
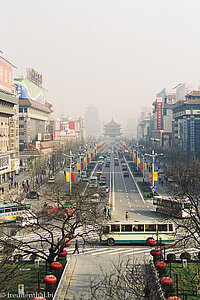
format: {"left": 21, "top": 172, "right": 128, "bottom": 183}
{"left": 140, "top": 163, "right": 143, "bottom": 170}
{"left": 0, "top": 57, "right": 13, "bottom": 94}
{"left": 149, "top": 172, "right": 153, "bottom": 181}
{"left": 157, "top": 97, "right": 163, "bottom": 130}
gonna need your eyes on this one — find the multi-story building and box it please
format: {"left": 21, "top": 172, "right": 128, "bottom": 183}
{"left": 0, "top": 55, "right": 19, "bottom": 183}
{"left": 85, "top": 105, "right": 100, "bottom": 137}
{"left": 173, "top": 90, "right": 200, "bottom": 153}
{"left": 14, "top": 69, "right": 53, "bottom": 151}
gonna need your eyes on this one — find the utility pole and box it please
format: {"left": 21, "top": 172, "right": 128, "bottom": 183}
{"left": 145, "top": 150, "right": 163, "bottom": 192}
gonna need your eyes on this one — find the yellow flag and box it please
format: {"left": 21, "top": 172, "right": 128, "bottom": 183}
{"left": 154, "top": 171, "right": 158, "bottom": 181}
{"left": 134, "top": 153, "right": 136, "bottom": 158}
{"left": 77, "top": 163, "right": 80, "bottom": 170}
{"left": 92, "top": 149, "right": 94, "bottom": 153}
{"left": 88, "top": 153, "right": 91, "bottom": 158}
{"left": 138, "top": 158, "right": 140, "bottom": 164}
{"left": 66, "top": 172, "right": 70, "bottom": 182}
{"left": 84, "top": 157, "right": 86, "bottom": 163}
{"left": 144, "top": 163, "right": 147, "bottom": 170}
{"left": 130, "top": 150, "right": 132, "bottom": 154}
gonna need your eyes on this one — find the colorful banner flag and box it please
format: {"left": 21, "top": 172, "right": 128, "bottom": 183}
{"left": 66, "top": 173, "right": 70, "bottom": 182}
{"left": 138, "top": 158, "right": 140, "bottom": 164}
{"left": 131, "top": 153, "right": 133, "bottom": 159}
{"left": 134, "top": 153, "right": 136, "bottom": 158}
{"left": 91, "top": 153, "right": 93, "bottom": 158}
{"left": 134, "top": 158, "right": 137, "bottom": 164}
{"left": 154, "top": 171, "right": 158, "bottom": 181}
{"left": 77, "top": 163, "right": 80, "bottom": 171}
{"left": 71, "top": 173, "right": 75, "bottom": 182}
{"left": 144, "top": 163, "right": 147, "bottom": 171}
{"left": 88, "top": 153, "right": 91, "bottom": 158}
{"left": 149, "top": 172, "right": 153, "bottom": 181}
{"left": 81, "top": 162, "right": 84, "bottom": 170}
{"left": 84, "top": 157, "right": 86, "bottom": 163}
{"left": 87, "top": 157, "right": 90, "bottom": 163}
{"left": 140, "top": 163, "right": 143, "bottom": 170}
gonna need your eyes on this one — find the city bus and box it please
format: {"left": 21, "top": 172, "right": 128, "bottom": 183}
{"left": 100, "top": 221, "right": 175, "bottom": 246}
{"left": 0, "top": 203, "right": 31, "bottom": 223}
{"left": 153, "top": 196, "right": 192, "bottom": 218}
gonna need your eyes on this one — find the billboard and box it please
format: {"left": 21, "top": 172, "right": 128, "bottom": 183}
{"left": 0, "top": 57, "right": 13, "bottom": 94}
{"left": 54, "top": 120, "right": 76, "bottom": 138}
{"left": 14, "top": 78, "right": 46, "bottom": 105}
{"left": 156, "top": 97, "right": 163, "bottom": 130}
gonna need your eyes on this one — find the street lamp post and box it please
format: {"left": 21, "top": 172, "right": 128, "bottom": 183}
{"left": 85, "top": 144, "right": 88, "bottom": 171}
{"left": 63, "top": 151, "right": 73, "bottom": 195}
{"left": 145, "top": 150, "right": 163, "bottom": 191}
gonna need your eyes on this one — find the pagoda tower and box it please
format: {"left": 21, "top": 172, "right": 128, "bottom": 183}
{"left": 104, "top": 119, "right": 122, "bottom": 141}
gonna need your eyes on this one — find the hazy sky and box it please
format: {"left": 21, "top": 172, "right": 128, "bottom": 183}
{"left": 1, "top": 0, "right": 200, "bottom": 128}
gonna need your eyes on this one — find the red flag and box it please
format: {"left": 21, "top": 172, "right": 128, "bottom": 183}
{"left": 69, "top": 121, "right": 75, "bottom": 130}
{"left": 131, "top": 153, "right": 133, "bottom": 159}
{"left": 140, "top": 163, "right": 143, "bottom": 170}
{"left": 91, "top": 153, "right": 93, "bottom": 158}
{"left": 81, "top": 163, "right": 84, "bottom": 170}
{"left": 87, "top": 157, "right": 90, "bottom": 163}
{"left": 134, "top": 158, "right": 137, "bottom": 164}
{"left": 149, "top": 172, "right": 153, "bottom": 181}
{"left": 71, "top": 173, "right": 75, "bottom": 182}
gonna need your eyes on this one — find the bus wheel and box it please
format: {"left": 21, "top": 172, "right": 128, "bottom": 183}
{"left": 107, "top": 238, "right": 115, "bottom": 246}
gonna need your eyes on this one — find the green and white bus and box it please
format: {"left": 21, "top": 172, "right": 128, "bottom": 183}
{"left": 100, "top": 221, "right": 175, "bottom": 246}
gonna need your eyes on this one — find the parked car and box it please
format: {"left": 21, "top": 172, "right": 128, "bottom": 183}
{"left": 26, "top": 191, "right": 39, "bottom": 199}
{"left": 123, "top": 172, "right": 129, "bottom": 177}
{"left": 42, "top": 205, "right": 58, "bottom": 214}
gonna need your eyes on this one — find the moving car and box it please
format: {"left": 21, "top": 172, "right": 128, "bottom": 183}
{"left": 123, "top": 172, "right": 129, "bottom": 177}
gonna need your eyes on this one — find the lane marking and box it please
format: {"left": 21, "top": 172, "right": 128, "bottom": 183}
{"left": 91, "top": 248, "right": 125, "bottom": 255}
{"left": 109, "top": 248, "right": 147, "bottom": 255}
{"left": 126, "top": 249, "right": 151, "bottom": 256}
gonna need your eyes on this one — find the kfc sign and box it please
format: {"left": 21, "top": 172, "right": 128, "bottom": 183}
{"left": 157, "top": 97, "right": 163, "bottom": 130}
{"left": 0, "top": 57, "right": 14, "bottom": 94}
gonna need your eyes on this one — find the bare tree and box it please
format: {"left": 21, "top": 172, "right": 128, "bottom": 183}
{"left": 88, "top": 258, "right": 162, "bottom": 300}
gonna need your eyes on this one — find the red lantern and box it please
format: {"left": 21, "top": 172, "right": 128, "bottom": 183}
{"left": 146, "top": 239, "right": 157, "bottom": 246}
{"left": 50, "top": 262, "right": 62, "bottom": 271}
{"left": 167, "top": 297, "right": 181, "bottom": 300}
{"left": 33, "top": 298, "right": 46, "bottom": 300}
{"left": 65, "top": 241, "right": 71, "bottom": 247}
{"left": 58, "top": 250, "right": 68, "bottom": 257}
{"left": 159, "top": 277, "right": 173, "bottom": 287}
{"left": 44, "top": 275, "right": 57, "bottom": 285}
{"left": 68, "top": 234, "right": 75, "bottom": 239}
{"left": 155, "top": 262, "right": 166, "bottom": 271}
{"left": 150, "top": 249, "right": 161, "bottom": 257}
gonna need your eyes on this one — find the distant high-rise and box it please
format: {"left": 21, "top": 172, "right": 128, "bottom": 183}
{"left": 85, "top": 105, "right": 100, "bottom": 137}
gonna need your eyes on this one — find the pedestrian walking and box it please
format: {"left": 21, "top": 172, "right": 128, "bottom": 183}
{"left": 161, "top": 180, "right": 164, "bottom": 186}
{"left": 107, "top": 208, "right": 110, "bottom": 219}
{"left": 73, "top": 239, "right": 79, "bottom": 254}
{"left": 2, "top": 187, "right": 4, "bottom": 194}
{"left": 125, "top": 211, "right": 130, "bottom": 221}
{"left": 14, "top": 181, "right": 17, "bottom": 188}
{"left": 104, "top": 206, "right": 107, "bottom": 216}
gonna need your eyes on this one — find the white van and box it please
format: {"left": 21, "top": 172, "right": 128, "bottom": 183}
{"left": 16, "top": 213, "right": 37, "bottom": 227}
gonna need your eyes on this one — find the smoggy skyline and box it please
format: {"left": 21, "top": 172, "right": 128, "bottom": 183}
{"left": 1, "top": 0, "right": 200, "bottom": 130}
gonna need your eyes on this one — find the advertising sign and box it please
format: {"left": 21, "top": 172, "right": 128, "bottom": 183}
{"left": 57, "top": 120, "right": 76, "bottom": 138}
{"left": 0, "top": 57, "right": 13, "bottom": 94}
{"left": 157, "top": 97, "right": 163, "bottom": 130}
{"left": 14, "top": 78, "right": 46, "bottom": 105}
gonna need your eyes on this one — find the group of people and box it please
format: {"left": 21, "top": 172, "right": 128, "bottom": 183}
{"left": 103, "top": 206, "right": 111, "bottom": 219}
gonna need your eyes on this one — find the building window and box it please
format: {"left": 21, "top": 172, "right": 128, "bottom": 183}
{"left": 19, "top": 117, "right": 24, "bottom": 121}
{"left": 19, "top": 108, "right": 23, "bottom": 113}
{"left": 19, "top": 132, "right": 24, "bottom": 136}
{"left": 19, "top": 125, "right": 24, "bottom": 128}
{"left": 24, "top": 108, "right": 27, "bottom": 113}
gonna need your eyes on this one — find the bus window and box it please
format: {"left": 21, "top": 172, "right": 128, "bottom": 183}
{"left": 5, "top": 208, "right": 11, "bottom": 213}
{"left": 145, "top": 224, "right": 156, "bottom": 232}
{"left": 169, "top": 224, "right": 174, "bottom": 231}
{"left": 103, "top": 226, "right": 109, "bottom": 234}
{"left": 157, "top": 224, "right": 167, "bottom": 232}
{"left": 121, "top": 224, "right": 132, "bottom": 232}
{"left": 11, "top": 207, "right": 17, "bottom": 212}
{"left": 18, "top": 206, "right": 24, "bottom": 211}
{"left": 111, "top": 224, "right": 120, "bottom": 232}
{"left": 0, "top": 209, "right": 4, "bottom": 214}
{"left": 133, "top": 224, "right": 144, "bottom": 232}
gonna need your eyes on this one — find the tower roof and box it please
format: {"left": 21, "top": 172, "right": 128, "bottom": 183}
{"left": 105, "top": 118, "right": 121, "bottom": 128}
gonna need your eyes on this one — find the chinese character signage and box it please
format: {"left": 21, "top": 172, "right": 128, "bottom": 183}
{"left": 157, "top": 97, "right": 163, "bottom": 130}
